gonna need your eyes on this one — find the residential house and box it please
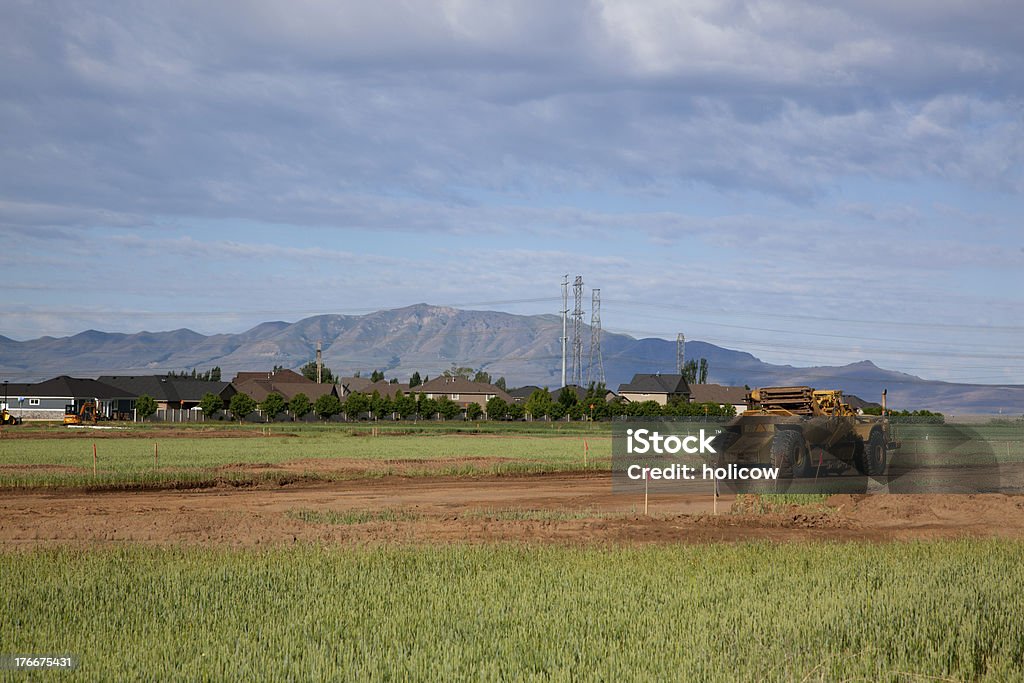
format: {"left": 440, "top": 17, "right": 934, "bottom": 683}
{"left": 618, "top": 373, "right": 691, "bottom": 406}
{"left": 688, "top": 383, "right": 749, "bottom": 415}
{"left": 507, "top": 385, "right": 545, "bottom": 404}
{"left": 233, "top": 373, "right": 338, "bottom": 404}
{"left": 419, "top": 376, "right": 513, "bottom": 409}
{"left": 231, "top": 369, "right": 309, "bottom": 385}
{"left": 337, "top": 376, "right": 373, "bottom": 397}
{"left": 2, "top": 376, "right": 132, "bottom": 420}
{"left": 99, "top": 376, "right": 235, "bottom": 412}
{"left": 361, "top": 380, "right": 412, "bottom": 399}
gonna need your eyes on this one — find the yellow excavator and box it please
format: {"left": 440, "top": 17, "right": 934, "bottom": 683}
{"left": 63, "top": 401, "right": 102, "bottom": 426}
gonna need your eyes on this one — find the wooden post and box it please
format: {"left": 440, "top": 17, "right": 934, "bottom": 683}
{"left": 93, "top": 443, "right": 97, "bottom": 477}
{"left": 154, "top": 442, "right": 158, "bottom": 468}
{"left": 583, "top": 440, "right": 588, "bottom": 468}
{"left": 644, "top": 472, "right": 649, "bottom": 516}
{"left": 713, "top": 474, "right": 717, "bottom": 516}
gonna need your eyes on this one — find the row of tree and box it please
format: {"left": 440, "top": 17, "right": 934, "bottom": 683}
{"left": 134, "top": 385, "right": 735, "bottom": 423}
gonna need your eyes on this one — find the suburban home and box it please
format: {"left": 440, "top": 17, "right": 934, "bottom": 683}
{"left": 552, "top": 384, "right": 618, "bottom": 404}
{"left": 232, "top": 369, "right": 309, "bottom": 385}
{"left": 361, "top": 380, "right": 412, "bottom": 399}
{"left": 2, "top": 376, "right": 132, "bottom": 420}
{"left": 337, "top": 376, "right": 373, "bottom": 397}
{"left": 419, "top": 376, "right": 513, "bottom": 409}
{"left": 688, "top": 383, "right": 749, "bottom": 415}
{"left": 507, "top": 385, "right": 545, "bottom": 403}
{"left": 98, "top": 376, "right": 235, "bottom": 412}
{"left": 232, "top": 372, "right": 338, "bottom": 404}
{"left": 617, "top": 373, "right": 691, "bottom": 406}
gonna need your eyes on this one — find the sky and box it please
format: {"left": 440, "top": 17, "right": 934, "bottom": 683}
{"left": 1, "top": 0, "right": 1022, "bottom": 384}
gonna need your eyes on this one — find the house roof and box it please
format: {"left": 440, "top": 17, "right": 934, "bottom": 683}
{"left": 688, "top": 384, "right": 748, "bottom": 405}
{"left": 507, "top": 385, "right": 545, "bottom": 400}
{"left": 231, "top": 369, "right": 311, "bottom": 385}
{"left": 359, "top": 380, "right": 412, "bottom": 399}
{"left": 16, "top": 376, "right": 130, "bottom": 399}
{"left": 618, "top": 373, "right": 691, "bottom": 396}
{"left": 420, "top": 376, "right": 513, "bottom": 402}
{"left": 338, "top": 376, "right": 373, "bottom": 393}
{"left": 99, "top": 376, "right": 233, "bottom": 402}
{"left": 234, "top": 379, "right": 336, "bottom": 402}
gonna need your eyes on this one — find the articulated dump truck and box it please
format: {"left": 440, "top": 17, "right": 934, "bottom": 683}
{"left": 712, "top": 386, "right": 899, "bottom": 480}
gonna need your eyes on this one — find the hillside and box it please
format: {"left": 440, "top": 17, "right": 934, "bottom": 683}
{"left": 1, "top": 304, "right": 1021, "bottom": 414}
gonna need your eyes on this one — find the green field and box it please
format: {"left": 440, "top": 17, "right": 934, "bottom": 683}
{"left": 3, "top": 541, "right": 1023, "bottom": 681}
{"left": 0, "top": 429, "right": 610, "bottom": 488}
{"left": 2, "top": 420, "right": 1021, "bottom": 490}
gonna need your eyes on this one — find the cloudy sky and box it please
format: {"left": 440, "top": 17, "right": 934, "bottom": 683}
{"left": 1, "top": 1, "right": 1022, "bottom": 383}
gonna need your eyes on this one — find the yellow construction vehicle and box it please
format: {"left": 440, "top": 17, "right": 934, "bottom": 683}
{"left": 1, "top": 408, "right": 22, "bottom": 426}
{"left": 63, "top": 401, "right": 102, "bottom": 426}
{"left": 712, "top": 386, "right": 899, "bottom": 482}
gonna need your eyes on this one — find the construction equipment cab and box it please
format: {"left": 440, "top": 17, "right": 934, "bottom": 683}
{"left": 64, "top": 401, "right": 101, "bottom": 426}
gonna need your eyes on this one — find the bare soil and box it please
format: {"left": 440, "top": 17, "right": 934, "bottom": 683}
{"left": 3, "top": 471, "right": 1024, "bottom": 548}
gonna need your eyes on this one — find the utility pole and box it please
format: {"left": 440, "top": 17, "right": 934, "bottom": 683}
{"left": 561, "top": 275, "right": 569, "bottom": 389}
{"left": 571, "top": 275, "right": 584, "bottom": 386}
{"left": 587, "top": 289, "right": 604, "bottom": 387}
{"left": 677, "top": 333, "right": 685, "bottom": 375}
{"left": 316, "top": 340, "right": 323, "bottom": 384}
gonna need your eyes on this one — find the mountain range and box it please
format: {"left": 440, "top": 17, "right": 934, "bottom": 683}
{"left": 1, "top": 304, "right": 1021, "bottom": 414}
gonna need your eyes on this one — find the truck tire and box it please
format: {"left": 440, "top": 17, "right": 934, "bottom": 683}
{"left": 771, "top": 429, "right": 801, "bottom": 478}
{"left": 791, "top": 438, "right": 812, "bottom": 478}
{"left": 863, "top": 429, "right": 887, "bottom": 477}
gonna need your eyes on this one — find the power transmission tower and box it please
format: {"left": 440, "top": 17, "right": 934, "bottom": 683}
{"left": 560, "top": 275, "right": 569, "bottom": 389}
{"left": 587, "top": 289, "right": 605, "bottom": 387}
{"left": 571, "top": 275, "right": 584, "bottom": 387}
{"left": 676, "top": 333, "right": 685, "bottom": 375}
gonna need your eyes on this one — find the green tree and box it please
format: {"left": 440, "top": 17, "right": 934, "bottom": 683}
{"left": 300, "top": 361, "right": 336, "bottom": 384}
{"left": 289, "top": 393, "right": 312, "bottom": 420}
{"left": 314, "top": 394, "right": 342, "bottom": 420}
{"left": 682, "top": 358, "right": 709, "bottom": 384}
{"left": 199, "top": 392, "right": 223, "bottom": 418}
{"left": 393, "top": 391, "right": 417, "bottom": 419}
{"left": 442, "top": 365, "right": 474, "bottom": 379}
{"left": 486, "top": 396, "right": 508, "bottom": 420}
{"left": 506, "top": 402, "right": 525, "bottom": 421}
{"left": 260, "top": 393, "right": 286, "bottom": 422}
{"left": 472, "top": 370, "right": 491, "bottom": 384}
{"left": 368, "top": 390, "right": 387, "bottom": 419}
{"left": 524, "top": 389, "right": 554, "bottom": 420}
{"left": 135, "top": 394, "right": 158, "bottom": 421}
{"left": 344, "top": 392, "right": 369, "bottom": 419}
{"left": 494, "top": 376, "right": 507, "bottom": 391}
{"left": 436, "top": 396, "right": 461, "bottom": 420}
{"left": 557, "top": 386, "right": 578, "bottom": 408}
{"left": 370, "top": 370, "right": 385, "bottom": 382}
{"left": 409, "top": 371, "right": 422, "bottom": 388}
{"left": 465, "top": 403, "right": 483, "bottom": 420}
{"left": 418, "top": 395, "right": 438, "bottom": 419}
{"left": 229, "top": 393, "right": 257, "bottom": 422}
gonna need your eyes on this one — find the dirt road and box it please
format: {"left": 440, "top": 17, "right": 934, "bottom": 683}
{"left": 4, "top": 472, "right": 1024, "bottom": 547}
